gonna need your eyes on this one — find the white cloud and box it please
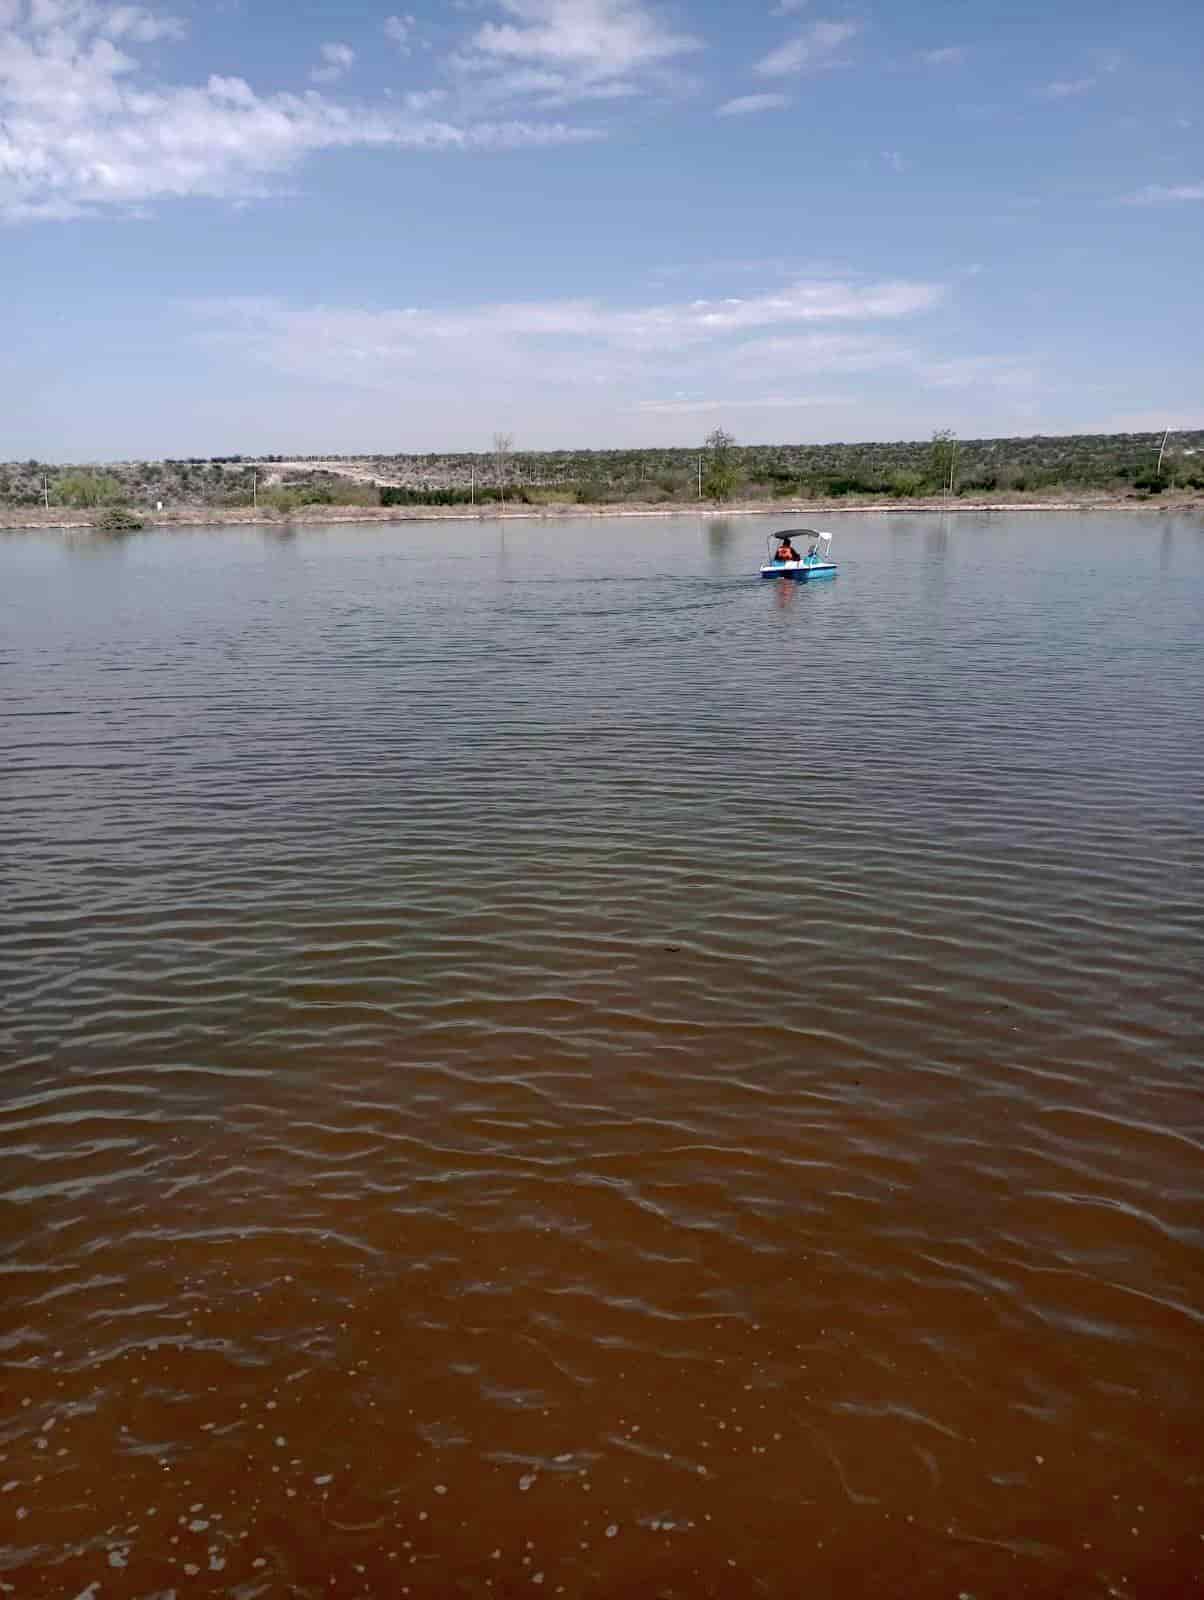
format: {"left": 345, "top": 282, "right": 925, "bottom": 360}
{"left": 384, "top": 14, "right": 415, "bottom": 53}
{"left": 914, "top": 355, "right": 1036, "bottom": 391}
{"left": 918, "top": 46, "right": 962, "bottom": 66}
{"left": 190, "top": 276, "right": 945, "bottom": 408}
{"left": 717, "top": 92, "right": 788, "bottom": 117}
{"left": 1041, "top": 77, "right": 1095, "bottom": 98}
{"left": 311, "top": 41, "right": 354, "bottom": 84}
{"left": 101, "top": 3, "right": 184, "bottom": 42}
{"left": 637, "top": 395, "right": 832, "bottom": 413}
{"left": 182, "top": 279, "right": 1053, "bottom": 453}
{"left": 1123, "top": 182, "right": 1204, "bottom": 205}
{"left": 457, "top": 62, "right": 641, "bottom": 109}
{"left": 458, "top": 0, "right": 700, "bottom": 106}
{"left": 472, "top": 0, "right": 697, "bottom": 72}
{"left": 404, "top": 87, "right": 447, "bottom": 113}
{"left": 716, "top": 330, "right": 1036, "bottom": 396}
{"left": 725, "top": 330, "right": 910, "bottom": 377}
{"left": 756, "top": 19, "right": 859, "bottom": 78}
{"left": 647, "top": 278, "right": 941, "bottom": 335}
{"left": 0, "top": 0, "right": 600, "bottom": 222}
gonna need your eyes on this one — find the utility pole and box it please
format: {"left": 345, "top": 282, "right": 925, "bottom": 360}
{"left": 698, "top": 455, "right": 703, "bottom": 501}
{"left": 252, "top": 470, "right": 258, "bottom": 509}
{"left": 1157, "top": 428, "right": 1172, "bottom": 477}
{"left": 471, "top": 462, "right": 475, "bottom": 507}
{"left": 42, "top": 474, "right": 49, "bottom": 510}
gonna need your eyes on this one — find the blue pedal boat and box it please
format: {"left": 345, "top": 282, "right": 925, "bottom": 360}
{"left": 759, "top": 529, "right": 838, "bottom": 581}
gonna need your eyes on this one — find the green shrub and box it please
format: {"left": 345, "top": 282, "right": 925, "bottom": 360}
{"left": 957, "top": 471, "right": 998, "bottom": 494}
{"left": 60, "top": 472, "right": 122, "bottom": 508}
{"left": 94, "top": 506, "right": 144, "bottom": 532}
{"left": 889, "top": 471, "right": 925, "bottom": 497}
{"left": 381, "top": 486, "right": 488, "bottom": 507}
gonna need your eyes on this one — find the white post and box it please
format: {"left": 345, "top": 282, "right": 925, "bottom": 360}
{"left": 253, "top": 470, "right": 258, "bottom": 508}
{"left": 1157, "top": 429, "right": 1171, "bottom": 476}
{"left": 698, "top": 455, "right": 703, "bottom": 500}
{"left": 471, "top": 462, "right": 475, "bottom": 506}
{"left": 43, "top": 474, "right": 49, "bottom": 509}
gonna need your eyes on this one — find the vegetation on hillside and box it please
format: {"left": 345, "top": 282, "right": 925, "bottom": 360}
{"left": 702, "top": 428, "right": 741, "bottom": 502}
{"left": 2, "top": 429, "right": 1201, "bottom": 514}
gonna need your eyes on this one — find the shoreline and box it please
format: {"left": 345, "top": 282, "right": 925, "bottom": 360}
{"left": 3, "top": 491, "right": 1202, "bottom": 533}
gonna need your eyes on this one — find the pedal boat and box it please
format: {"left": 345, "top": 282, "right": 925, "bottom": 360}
{"left": 759, "top": 529, "right": 837, "bottom": 580}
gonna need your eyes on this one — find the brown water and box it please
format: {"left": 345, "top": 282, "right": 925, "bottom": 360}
{"left": 2, "top": 512, "right": 1202, "bottom": 1600}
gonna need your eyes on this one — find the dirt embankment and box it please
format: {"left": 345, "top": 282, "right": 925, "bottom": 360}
{"left": 3, "top": 491, "right": 1202, "bottom": 533}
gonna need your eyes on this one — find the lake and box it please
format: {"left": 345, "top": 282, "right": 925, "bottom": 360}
{"left": 1, "top": 510, "right": 1202, "bottom": 1598}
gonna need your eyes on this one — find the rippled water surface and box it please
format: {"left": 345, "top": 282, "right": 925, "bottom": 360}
{"left": 2, "top": 511, "right": 1203, "bottom": 1599}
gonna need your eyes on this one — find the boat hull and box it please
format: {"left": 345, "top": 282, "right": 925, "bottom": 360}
{"left": 759, "top": 561, "right": 838, "bottom": 581}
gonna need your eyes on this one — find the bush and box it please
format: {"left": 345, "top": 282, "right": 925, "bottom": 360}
{"left": 573, "top": 481, "right": 614, "bottom": 504}
{"left": 889, "top": 471, "right": 925, "bottom": 497}
{"left": 381, "top": 486, "right": 474, "bottom": 507}
{"left": 702, "top": 466, "right": 740, "bottom": 502}
{"left": 823, "top": 475, "right": 875, "bottom": 497}
{"left": 956, "top": 471, "right": 998, "bottom": 494}
{"left": 94, "top": 506, "right": 144, "bottom": 532}
{"left": 274, "top": 474, "right": 380, "bottom": 508}
{"left": 60, "top": 472, "right": 122, "bottom": 509}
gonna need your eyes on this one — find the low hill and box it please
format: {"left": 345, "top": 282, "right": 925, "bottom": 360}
{"left": 2, "top": 429, "right": 1201, "bottom": 512}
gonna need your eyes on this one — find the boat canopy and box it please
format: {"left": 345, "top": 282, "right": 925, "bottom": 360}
{"left": 767, "top": 529, "right": 832, "bottom": 552}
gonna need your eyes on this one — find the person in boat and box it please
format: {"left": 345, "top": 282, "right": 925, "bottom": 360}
{"left": 775, "top": 536, "right": 800, "bottom": 563}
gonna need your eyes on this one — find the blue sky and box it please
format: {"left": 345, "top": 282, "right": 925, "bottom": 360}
{"left": 2, "top": 0, "right": 1201, "bottom": 459}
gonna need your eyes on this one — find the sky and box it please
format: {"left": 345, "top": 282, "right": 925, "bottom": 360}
{"left": 1, "top": 0, "right": 1201, "bottom": 460}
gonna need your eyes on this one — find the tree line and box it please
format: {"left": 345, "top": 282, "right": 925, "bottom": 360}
{"left": 2, "top": 428, "right": 1201, "bottom": 511}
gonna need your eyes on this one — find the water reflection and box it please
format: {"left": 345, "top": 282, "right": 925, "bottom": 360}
{"left": 889, "top": 516, "right": 918, "bottom": 563}
{"left": 772, "top": 572, "right": 798, "bottom": 609}
{"left": 62, "top": 527, "right": 133, "bottom": 559}
{"left": 925, "top": 518, "right": 950, "bottom": 557}
{"left": 261, "top": 521, "right": 299, "bottom": 546}
{"left": 705, "top": 517, "right": 734, "bottom": 552}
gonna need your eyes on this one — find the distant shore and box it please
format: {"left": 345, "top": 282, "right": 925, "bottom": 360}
{"left": 3, "top": 490, "right": 1202, "bottom": 533}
